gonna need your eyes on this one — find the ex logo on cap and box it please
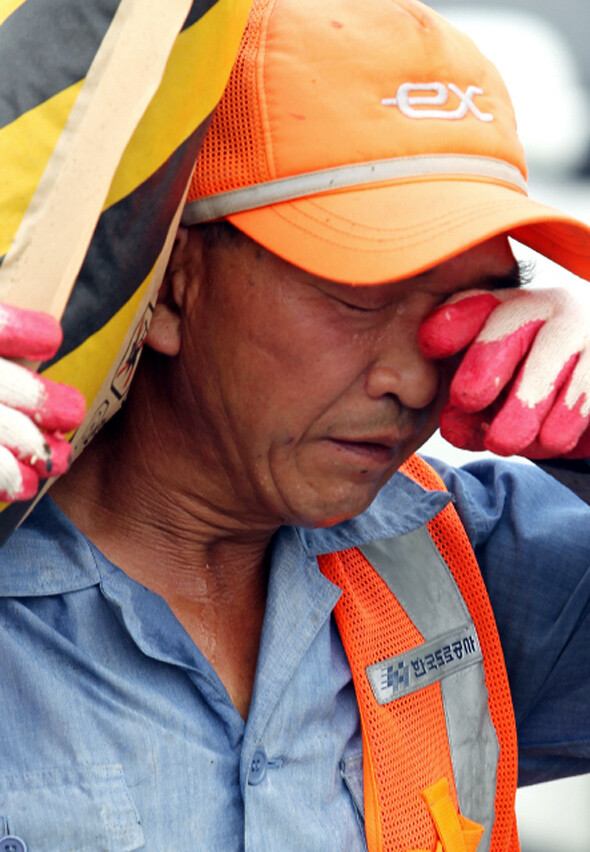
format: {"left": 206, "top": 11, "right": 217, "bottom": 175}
{"left": 382, "top": 82, "right": 494, "bottom": 122}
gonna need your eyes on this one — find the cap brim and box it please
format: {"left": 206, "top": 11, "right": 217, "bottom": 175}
{"left": 227, "top": 179, "right": 590, "bottom": 284}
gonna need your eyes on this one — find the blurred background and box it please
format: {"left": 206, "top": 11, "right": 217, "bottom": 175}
{"left": 422, "top": 2, "right": 590, "bottom": 850}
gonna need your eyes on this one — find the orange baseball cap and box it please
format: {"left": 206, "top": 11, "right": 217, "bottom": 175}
{"left": 182, "top": 0, "right": 590, "bottom": 285}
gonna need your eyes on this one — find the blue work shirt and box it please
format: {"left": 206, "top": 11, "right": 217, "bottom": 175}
{"left": 0, "top": 457, "right": 589, "bottom": 851}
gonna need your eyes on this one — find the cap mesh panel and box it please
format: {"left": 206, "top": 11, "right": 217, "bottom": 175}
{"left": 188, "top": 0, "right": 274, "bottom": 203}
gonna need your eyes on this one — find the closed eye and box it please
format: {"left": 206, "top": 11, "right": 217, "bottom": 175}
{"left": 335, "top": 296, "right": 388, "bottom": 313}
{"left": 483, "top": 259, "right": 535, "bottom": 291}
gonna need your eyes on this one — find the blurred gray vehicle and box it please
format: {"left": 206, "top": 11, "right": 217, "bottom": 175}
{"left": 428, "top": 2, "right": 590, "bottom": 175}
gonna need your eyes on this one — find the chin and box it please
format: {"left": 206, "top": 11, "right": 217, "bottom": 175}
{"left": 299, "top": 487, "right": 384, "bottom": 530}
{"left": 276, "top": 460, "right": 402, "bottom": 529}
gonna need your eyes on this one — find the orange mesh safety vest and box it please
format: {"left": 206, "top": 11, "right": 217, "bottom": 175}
{"left": 318, "top": 454, "right": 519, "bottom": 852}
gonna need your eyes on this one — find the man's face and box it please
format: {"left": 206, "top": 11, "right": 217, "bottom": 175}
{"left": 177, "top": 228, "right": 516, "bottom": 529}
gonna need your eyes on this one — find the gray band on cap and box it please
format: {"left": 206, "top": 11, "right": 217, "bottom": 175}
{"left": 182, "top": 154, "right": 527, "bottom": 225}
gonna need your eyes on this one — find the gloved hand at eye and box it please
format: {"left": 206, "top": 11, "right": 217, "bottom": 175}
{"left": 0, "top": 303, "right": 86, "bottom": 501}
{"left": 418, "top": 286, "right": 590, "bottom": 459}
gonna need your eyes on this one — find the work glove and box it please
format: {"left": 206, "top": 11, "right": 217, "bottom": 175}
{"left": 0, "top": 303, "right": 86, "bottom": 501}
{"left": 418, "top": 286, "right": 590, "bottom": 459}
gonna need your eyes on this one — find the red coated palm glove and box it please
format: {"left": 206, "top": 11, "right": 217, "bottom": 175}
{"left": 0, "top": 303, "right": 86, "bottom": 501}
{"left": 418, "top": 287, "right": 590, "bottom": 459}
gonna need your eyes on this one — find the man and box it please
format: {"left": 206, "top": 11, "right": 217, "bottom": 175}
{"left": 1, "top": 1, "right": 589, "bottom": 850}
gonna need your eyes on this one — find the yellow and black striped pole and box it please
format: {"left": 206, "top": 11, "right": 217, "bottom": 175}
{"left": 0, "top": 0, "right": 251, "bottom": 540}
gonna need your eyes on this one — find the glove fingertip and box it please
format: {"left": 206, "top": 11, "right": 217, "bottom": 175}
{"left": 539, "top": 399, "right": 588, "bottom": 456}
{"left": 34, "top": 380, "right": 87, "bottom": 432}
{"left": 483, "top": 399, "right": 542, "bottom": 456}
{"left": 0, "top": 305, "right": 63, "bottom": 361}
{"left": 32, "top": 435, "right": 73, "bottom": 478}
{"left": 419, "top": 292, "right": 500, "bottom": 358}
{"left": 418, "top": 309, "right": 461, "bottom": 358}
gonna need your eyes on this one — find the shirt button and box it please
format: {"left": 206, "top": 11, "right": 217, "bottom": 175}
{"left": 0, "top": 837, "right": 27, "bottom": 852}
{"left": 248, "top": 748, "right": 268, "bottom": 785}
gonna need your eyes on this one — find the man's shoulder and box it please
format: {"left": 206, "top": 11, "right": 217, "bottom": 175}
{"left": 0, "top": 497, "right": 101, "bottom": 597}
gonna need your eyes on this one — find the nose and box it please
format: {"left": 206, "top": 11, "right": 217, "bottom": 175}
{"left": 364, "top": 324, "right": 440, "bottom": 410}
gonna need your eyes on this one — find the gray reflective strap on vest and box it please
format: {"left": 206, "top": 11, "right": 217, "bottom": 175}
{"left": 360, "top": 527, "right": 499, "bottom": 852}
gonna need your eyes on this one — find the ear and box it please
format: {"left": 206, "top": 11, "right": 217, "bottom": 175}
{"left": 145, "top": 226, "right": 205, "bottom": 356}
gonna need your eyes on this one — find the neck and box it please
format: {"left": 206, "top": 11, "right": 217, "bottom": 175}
{"left": 53, "top": 362, "right": 279, "bottom": 580}
{"left": 51, "top": 373, "right": 278, "bottom": 718}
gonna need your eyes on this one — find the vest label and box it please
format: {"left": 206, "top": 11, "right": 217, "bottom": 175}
{"left": 366, "top": 624, "right": 483, "bottom": 705}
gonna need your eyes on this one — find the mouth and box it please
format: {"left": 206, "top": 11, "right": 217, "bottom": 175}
{"left": 324, "top": 437, "right": 402, "bottom": 467}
